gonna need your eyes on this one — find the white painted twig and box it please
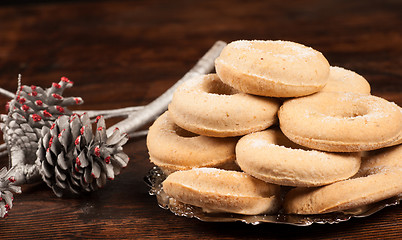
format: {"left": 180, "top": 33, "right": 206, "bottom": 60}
{"left": 0, "top": 86, "right": 145, "bottom": 121}
{"left": 0, "top": 87, "right": 15, "bottom": 99}
{"left": 0, "top": 143, "right": 6, "bottom": 158}
{"left": 106, "top": 40, "right": 227, "bottom": 136}
{"left": 75, "top": 106, "right": 145, "bottom": 121}
{"left": 0, "top": 86, "right": 145, "bottom": 125}
{"left": 127, "top": 130, "right": 148, "bottom": 139}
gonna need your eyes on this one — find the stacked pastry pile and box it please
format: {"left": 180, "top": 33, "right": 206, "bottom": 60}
{"left": 146, "top": 40, "right": 402, "bottom": 215}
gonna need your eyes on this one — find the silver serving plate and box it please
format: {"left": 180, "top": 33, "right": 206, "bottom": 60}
{"left": 144, "top": 167, "right": 402, "bottom": 226}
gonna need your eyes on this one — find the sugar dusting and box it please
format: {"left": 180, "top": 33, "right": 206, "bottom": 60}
{"left": 249, "top": 138, "right": 270, "bottom": 148}
{"left": 280, "top": 41, "right": 317, "bottom": 58}
{"left": 177, "top": 74, "right": 205, "bottom": 93}
{"left": 315, "top": 93, "right": 398, "bottom": 122}
{"left": 247, "top": 136, "right": 323, "bottom": 157}
{"left": 193, "top": 167, "right": 222, "bottom": 178}
{"left": 231, "top": 40, "right": 252, "bottom": 50}
{"left": 231, "top": 40, "right": 317, "bottom": 59}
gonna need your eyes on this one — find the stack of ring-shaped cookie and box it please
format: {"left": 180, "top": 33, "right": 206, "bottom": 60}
{"left": 147, "top": 112, "right": 238, "bottom": 174}
{"left": 284, "top": 144, "right": 402, "bottom": 214}
{"left": 168, "top": 74, "right": 280, "bottom": 137}
{"left": 279, "top": 91, "right": 402, "bottom": 152}
{"left": 236, "top": 129, "right": 361, "bottom": 187}
{"left": 146, "top": 39, "right": 402, "bottom": 217}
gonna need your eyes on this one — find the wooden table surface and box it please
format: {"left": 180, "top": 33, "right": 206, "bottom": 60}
{"left": 0, "top": 0, "right": 401, "bottom": 239}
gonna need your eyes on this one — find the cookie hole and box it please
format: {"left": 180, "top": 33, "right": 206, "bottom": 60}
{"left": 336, "top": 107, "right": 368, "bottom": 119}
{"left": 203, "top": 78, "right": 238, "bottom": 95}
{"left": 320, "top": 102, "right": 369, "bottom": 119}
{"left": 173, "top": 124, "right": 199, "bottom": 138}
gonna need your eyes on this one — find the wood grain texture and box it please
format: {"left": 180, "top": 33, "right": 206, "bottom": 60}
{"left": 0, "top": 0, "right": 401, "bottom": 239}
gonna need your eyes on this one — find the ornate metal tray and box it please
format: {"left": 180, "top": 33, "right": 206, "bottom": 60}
{"left": 144, "top": 167, "right": 402, "bottom": 226}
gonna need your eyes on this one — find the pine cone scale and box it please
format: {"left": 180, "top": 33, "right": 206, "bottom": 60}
{"left": 56, "top": 153, "right": 70, "bottom": 171}
{"left": 91, "top": 161, "right": 101, "bottom": 179}
{"left": 76, "top": 150, "right": 90, "bottom": 168}
{"left": 54, "top": 161, "right": 67, "bottom": 181}
{"left": 41, "top": 160, "right": 54, "bottom": 178}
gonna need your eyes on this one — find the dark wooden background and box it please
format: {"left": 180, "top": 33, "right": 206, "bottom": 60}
{"left": 0, "top": 0, "right": 401, "bottom": 239}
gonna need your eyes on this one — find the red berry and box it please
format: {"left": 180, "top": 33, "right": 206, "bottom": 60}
{"left": 52, "top": 82, "right": 61, "bottom": 88}
{"left": 48, "top": 136, "right": 54, "bottom": 148}
{"left": 105, "top": 156, "right": 111, "bottom": 164}
{"left": 94, "top": 146, "right": 100, "bottom": 157}
{"left": 32, "top": 114, "right": 42, "bottom": 122}
{"left": 56, "top": 106, "right": 64, "bottom": 113}
{"left": 58, "top": 129, "right": 64, "bottom": 138}
{"left": 75, "top": 157, "right": 81, "bottom": 166}
{"left": 30, "top": 91, "right": 38, "bottom": 96}
{"left": 74, "top": 98, "right": 81, "bottom": 104}
{"left": 19, "top": 98, "right": 26, "bottom": 104}
{"left": 95, "top": 116, "right": 102, "bottom": 123}
{"left": 43, "top": 110, "right": 52, "bottom": 117}
{"left": 75, "top": 136, "right": 80, "bottom": 146}
{"left": 22, "top": 105, "right": 29, "bottom": 111}
{"left": 35, "top": 100, "right": 43, "bottom": 106}
{"left": 8, "top": 176, "right": 16, "bottom": 182}
{"left": 52, "top": 93, "right": 62, "bottom": 100}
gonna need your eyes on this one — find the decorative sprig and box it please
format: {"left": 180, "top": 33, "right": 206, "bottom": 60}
{"left": 1, "top": 76, "right": 83, "bottom": 167}
{"left": 0, "top": 40, "right": 226, "bottom": 217}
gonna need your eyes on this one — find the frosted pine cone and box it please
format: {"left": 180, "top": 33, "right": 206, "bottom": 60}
{"left": 0, "top": 77, "right": 83, "bottom": 166}
{"left": 36, "top": 114, "right": 130, "bottom": 197}
{"left": 0, "top": 167, "right": 22, "bottom": 218}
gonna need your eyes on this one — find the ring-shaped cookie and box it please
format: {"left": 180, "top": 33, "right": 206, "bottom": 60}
{"left": 386, "top": 106, "right": 402, "bottom": 147}
{"left": 147, "top": 111, "right": 238, "bottom": 174}
{"left": 320, "top": 66, "right": 371, "bottom": 94}
{"left": 163, "top": 168, "right": 281, "bottom": 215}
{"left": 279, "top": 92, "right": 402, "bottom": 152}
{"left": 236, "top": 129, "right": 361, "bottom": 187}
{"left": 168, "top": 74, "right": 280, "bottom": 137}
{"left": 215, "top": 40, "right": 330, "bottom": 97}
{"left": 284, "top": 144, "right": 402, "bottom": 214}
